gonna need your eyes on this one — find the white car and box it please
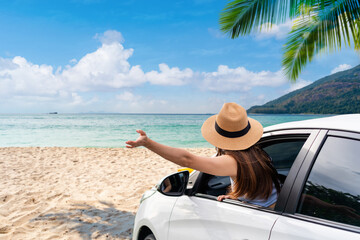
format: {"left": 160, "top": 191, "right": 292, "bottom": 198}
{"left": 132, "top": 114, "right": 360, "bottom": 240}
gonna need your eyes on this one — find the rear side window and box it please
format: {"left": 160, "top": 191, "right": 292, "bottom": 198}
{"left": 297, "top": 136, "right": 360, "bottom": 227}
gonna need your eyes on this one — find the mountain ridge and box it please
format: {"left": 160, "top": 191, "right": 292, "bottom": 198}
{"left": 248, "top": 65, "right": 360, "bottom": 114}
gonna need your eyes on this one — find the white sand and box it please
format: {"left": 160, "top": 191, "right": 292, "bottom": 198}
{"left": 0, "top": 147, "right": 215, "bottom": 240}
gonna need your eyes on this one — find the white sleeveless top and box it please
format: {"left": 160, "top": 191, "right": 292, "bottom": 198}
{"left": 230, "top": 178, "right": 278, "bottom": 208}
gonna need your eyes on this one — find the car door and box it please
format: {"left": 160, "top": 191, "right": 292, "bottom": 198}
{"left": 167, "top": 130, "right": 319, "bottom": 240}
{"left": 270, "top": 130, "right": 360, "bottom": 240}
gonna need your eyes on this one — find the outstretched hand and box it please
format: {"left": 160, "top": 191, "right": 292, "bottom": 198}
{"left": 125, "top": 130, "right": 149, "bottom": 148}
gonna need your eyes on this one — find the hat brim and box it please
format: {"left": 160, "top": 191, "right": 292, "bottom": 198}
{"left": 201, "top": 115, "right": 263, "bottom": 150}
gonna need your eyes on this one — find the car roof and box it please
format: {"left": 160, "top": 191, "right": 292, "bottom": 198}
{"left": 264, "top": 114, "right": 360, "bottom": 134}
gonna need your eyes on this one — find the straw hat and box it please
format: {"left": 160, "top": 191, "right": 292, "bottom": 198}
{"left": 201, "top": 102, "right": 263, "bottom": 150}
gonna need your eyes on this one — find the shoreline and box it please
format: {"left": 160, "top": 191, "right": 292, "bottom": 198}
{"left": 0, "top": 147, "right": 215, "bottom": 239}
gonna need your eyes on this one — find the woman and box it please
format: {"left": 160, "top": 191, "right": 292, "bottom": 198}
{"left": 126, "top": 102, "right": 280, "bottom": 208}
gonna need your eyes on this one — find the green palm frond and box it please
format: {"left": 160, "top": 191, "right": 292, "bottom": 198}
{"left": 355, "top": 19, "right": 360, "bottom": 50}
{"left": 219, "top": 0, "right": 340, "bottom": 38}
{"left": 283, "top": 0, "right": 360, "bottom": 81}
{"left": 289, "top": 0, "right": 337, "bottom": 16}
{"left": 220, "top": 0, "right": 360, "bottom": 81}
{"left": 220, "top": 0, "right": 288, "bottom": 38}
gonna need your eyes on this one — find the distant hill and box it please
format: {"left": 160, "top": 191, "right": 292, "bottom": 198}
{"left": 248, "top": 65, "right": 360, "bottom": 114}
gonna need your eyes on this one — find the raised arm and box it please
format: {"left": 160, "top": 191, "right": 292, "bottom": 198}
{"left": 125, "top": 130, "right": 237, "bottom": 177}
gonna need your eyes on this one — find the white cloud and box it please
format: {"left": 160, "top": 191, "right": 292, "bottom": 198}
{"left": 331, "top": 64, "right": 352, "bottom": 74}
{"left": 200, "top": 65, "right": 286, "bottom": 92}
{"left": 257, "top": 94, "right": 265, "bottom": 101}
{"left": 286, "top": 79, "right": 312, "bottom": 93}
{"left": 116, "top": 91, "right": 136, "bottom": 102}
{"left": 0, "top": 57, "right": 17, "bottom": 71}
{"left": 69, "top": 58, "right": 77, "bottom": 64}
{"left": 68, "top": 93, "right": 98, "bottom": 106}
{"left": 113, "top": 92, "right": 169, "bottom": 113}
{"left": 0, "top": 31, "right": 198, "bottom": 101}
{"left": 0, "top": 30, "right": 297, "bottom": 112}
{"left": 146, "top": 63, "right": 194, "bottom": 86}
{"left": 61, "top": 42, "right": 146, "bottom": 91}
{"left": 256, "top": 20, "right": 293, "bottom": 40}
{"left": 70, "top": 92, "right": 84, "bottom": 105}
{"left": 0, "top": 30, "right": 290, "bottom": 104}
{"left": 0, "top": 56, "right": 63, "bottom": 97}
{"left": 0, "top": 43, "right": 145, "bottom": 101}
{"left": 94, "top": 30, "right": 124, "bottom": 44}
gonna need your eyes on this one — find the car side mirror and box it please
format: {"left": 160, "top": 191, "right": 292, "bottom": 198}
{"left": 157, "top": 171, "right": 189, "bottom": 196}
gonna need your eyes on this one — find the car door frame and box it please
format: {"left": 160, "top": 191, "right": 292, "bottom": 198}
{"left": 187, "top": 128, "right": 322, "bottom": 214}
{"left": 281, "top": 129, "right": 360, "bottom": 234}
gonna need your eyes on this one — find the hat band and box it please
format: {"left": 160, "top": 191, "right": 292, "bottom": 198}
{"left": 215, "top": 121, "right": 251, "bottom": 138}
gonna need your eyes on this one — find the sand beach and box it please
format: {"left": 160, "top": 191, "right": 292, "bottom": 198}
{"left": 0, "top": 147, "right": 215, "bottom": 240}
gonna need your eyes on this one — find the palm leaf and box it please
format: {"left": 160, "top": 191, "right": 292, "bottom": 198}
{"left": 283, "top": 0, "right": 360, "bottom": 81}
{"left": 220, "top": 0, "right": 288, "bottom": 38}
{"left": 220, "top": 0, "right": 360, "bottom": 81}
{"left": 289, "top": 0, "right": 337, "bottom": 16}
{"left": 219, "top": 0, "right": 339, "bottom": 38}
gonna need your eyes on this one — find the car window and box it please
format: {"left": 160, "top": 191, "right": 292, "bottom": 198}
{"left": 296, "top": 136, "right": 360, "bottom": 227}
{"left": 196, "top": 136, "right": 308, "bottom": 197}
{"left": 261, "top": 139, "right": 306, "bottom": 177}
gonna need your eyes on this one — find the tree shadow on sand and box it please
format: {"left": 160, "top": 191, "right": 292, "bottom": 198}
{"left": 32, "top": 201, "right": 135, "bottom": 240}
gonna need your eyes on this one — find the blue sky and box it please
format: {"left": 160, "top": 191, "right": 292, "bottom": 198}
{"left": 0, "top": 0, "right": 358, "bottom": 113}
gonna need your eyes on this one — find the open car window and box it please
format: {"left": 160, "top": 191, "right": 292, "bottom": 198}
{"left": 193, "top": 134, "right": 310, "bottom": 205}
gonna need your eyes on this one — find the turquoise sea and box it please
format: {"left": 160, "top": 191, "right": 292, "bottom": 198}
{"left": 0, "top": 114, "right": 328, "bottom": 148}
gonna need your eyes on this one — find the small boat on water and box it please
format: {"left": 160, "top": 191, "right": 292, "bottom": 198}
{"left": 49, "top": 112, "right": 58, "bottom": 114}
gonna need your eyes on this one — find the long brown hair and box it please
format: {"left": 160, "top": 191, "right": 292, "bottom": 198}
{"left": 217, "top": 145, "right": 280, "bottom": 200}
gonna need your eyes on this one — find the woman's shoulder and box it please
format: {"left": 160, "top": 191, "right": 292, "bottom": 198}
{"left": 215, "top": 154, "right": 237, "bottom": 162}
{"left": 196, "top": 154, "right": 237, "bottom": 177}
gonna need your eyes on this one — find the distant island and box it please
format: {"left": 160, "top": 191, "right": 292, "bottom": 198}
{"left": 248, "top": 64, "right": 360, "bottom": 114}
